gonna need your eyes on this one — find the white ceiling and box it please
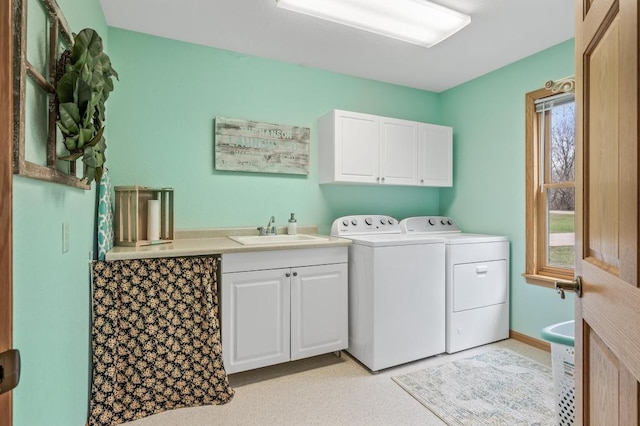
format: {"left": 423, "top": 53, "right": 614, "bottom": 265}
{"left": 99, "top": 0, "right": 575, "bottom": 93}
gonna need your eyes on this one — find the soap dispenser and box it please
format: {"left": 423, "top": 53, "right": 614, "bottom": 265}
{"left": 288, "top": 213, "right": 297, "bottom": 235}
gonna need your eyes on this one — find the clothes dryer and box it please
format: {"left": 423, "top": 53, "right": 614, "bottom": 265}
{"left": 331, "top": 215, "right": 445, "bottom": 371}
{"left": 400, "top": 216, "right": 509, "bottom": 353}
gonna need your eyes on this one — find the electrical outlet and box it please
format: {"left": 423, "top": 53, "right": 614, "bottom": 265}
{"left": 62, "top": 222, "right": 69, "bottom": 253}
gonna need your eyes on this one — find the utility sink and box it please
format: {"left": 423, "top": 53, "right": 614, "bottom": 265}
{"left": 228, "top": 234, "right": 328, "bottom": 245}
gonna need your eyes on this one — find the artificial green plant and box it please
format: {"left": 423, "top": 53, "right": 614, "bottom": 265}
{"left": 56, "top": 28, "right": 118, "bottom": 184}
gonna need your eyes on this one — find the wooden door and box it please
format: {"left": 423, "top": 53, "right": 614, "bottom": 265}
{"left": 575, "top": 0, "right": 640, "bottom": 424}
{"left": 0, "top": 0, "right": 14, "bottom": 423}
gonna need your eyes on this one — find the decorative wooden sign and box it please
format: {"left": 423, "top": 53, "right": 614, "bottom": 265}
{"left": 215, "top": 117, "right": 310, "bottom": 175}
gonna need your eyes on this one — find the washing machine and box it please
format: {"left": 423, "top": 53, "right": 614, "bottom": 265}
{"left": 400, "top": 216, "right": 509, "bottom": 354}
{"left": 331, "top": 215, "right": 445, "bottom": 372}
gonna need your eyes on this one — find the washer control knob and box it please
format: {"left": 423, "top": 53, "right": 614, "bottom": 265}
{"left": 342, "top": 219, "right": 349, "bottom": 227}
{"left": 388, "top": 219, "right": 394, "bottom": 225}
{"left": 447, "top": 219, "right": 453, "bottom": 225}
{"left": 428, "top": 218, "right": 436, "bottom": 226}
{"left": 441, "top": 219, "right": 447, "bottom": 225}
{"left": 365, "top": 217, "right": 373, "bottom": 226}
{"left": 380, "top": 218, "right": 386, "bottom": 225}
{"left": 351, "top": 218, "right": 358, "bottom": 226}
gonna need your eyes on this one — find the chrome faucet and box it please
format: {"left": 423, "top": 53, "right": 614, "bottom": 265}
{"left": 257, "top": 216, "right": 277, "bottom": 236}
{"left": 266, "top": 216, "right": 276, "bottom": 235}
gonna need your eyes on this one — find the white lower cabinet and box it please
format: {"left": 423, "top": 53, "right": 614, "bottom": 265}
{"left": 221, "top": 247, "right": 348, "bottom": 374}
{"left": 221, "top": 267, "right": 291, "bottom": 372}
{"left": 290, "top": 263, "right": 348, "bottom": 360}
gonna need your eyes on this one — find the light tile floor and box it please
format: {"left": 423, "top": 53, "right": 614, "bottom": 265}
{"left": 124, "top": 339, "right": 551, "bottom": 426}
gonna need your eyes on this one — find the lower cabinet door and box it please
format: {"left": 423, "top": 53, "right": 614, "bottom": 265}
{"left": 221, "top": 268, "right": 291, "bottom": 374}
{"left": 290, "top": 263, "right": 348, "bottom": 361}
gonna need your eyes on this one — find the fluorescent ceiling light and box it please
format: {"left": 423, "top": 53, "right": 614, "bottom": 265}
{"left": 275, "top": 0, "right": 471, "bottom": 48}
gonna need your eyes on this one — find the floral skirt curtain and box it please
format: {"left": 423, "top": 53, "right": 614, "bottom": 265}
{"left": 89, "top": 256, "right": 234, "bottom": 425}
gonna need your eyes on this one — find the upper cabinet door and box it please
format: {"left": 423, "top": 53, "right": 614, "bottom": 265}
{"left": 418, "top": 124, "right": 453, "bottom": 187}
{"left": 379, "top": 117, "right": 418, "bottom": 185}
{"left": 319, "top": 110, "right": 379, "bottom": 184}
{"left": 338, "top": 112, "right": 379, "bottom": 183}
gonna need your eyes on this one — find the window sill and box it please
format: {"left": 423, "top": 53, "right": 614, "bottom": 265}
{"left": 523, "top": 273, "right": 573, "bottom": 288}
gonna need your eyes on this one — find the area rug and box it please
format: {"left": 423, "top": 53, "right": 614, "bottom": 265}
{"left": 392, "top": 348, "right": 555, "bottom": 426}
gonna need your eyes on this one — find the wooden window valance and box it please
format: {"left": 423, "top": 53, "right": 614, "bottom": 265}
{"left": 13, "top": 0, "right": 89, "bottom": 189}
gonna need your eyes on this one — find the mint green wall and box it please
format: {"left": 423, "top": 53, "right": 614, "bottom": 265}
{"left": 12, "top": 8, "right": 575, "bottom": 423}
{"left": 439, "top": 40, "right": 576, "bottom": 339}
{"left": 106, "top": 29, "right": 442, "bottom": 234}
{"left": 12, "top": 0, "right": 108, "bottom": 425}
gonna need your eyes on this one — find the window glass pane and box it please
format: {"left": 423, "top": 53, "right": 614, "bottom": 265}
{"left": 547, "top": 187, "right": 575, "bottom": 269}
{"left": 550, "top": 102, "right": 575, "bottom": 183}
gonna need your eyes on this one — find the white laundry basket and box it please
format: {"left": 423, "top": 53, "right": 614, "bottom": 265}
{"left": 542, "top": 320, "right": 575, "bottom": 426}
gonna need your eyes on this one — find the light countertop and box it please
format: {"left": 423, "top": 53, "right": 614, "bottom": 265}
{"left": 105, "top": 225, "right": 351, "bottom": 261}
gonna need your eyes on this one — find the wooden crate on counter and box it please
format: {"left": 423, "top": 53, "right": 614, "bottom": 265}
{"left": 114, "top": 186, "right": 174, "bottom": 246}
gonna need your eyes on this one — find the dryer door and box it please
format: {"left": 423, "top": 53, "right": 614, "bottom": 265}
{"left": 453, "top": 259, "right": 507, "bottom": 312}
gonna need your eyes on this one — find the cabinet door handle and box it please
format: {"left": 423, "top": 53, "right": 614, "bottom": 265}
{"left": 292, "top": 272, "right": 298, "bottom": 277}
{"left": 285, "top": 273, "right": 291, "bottom": 278}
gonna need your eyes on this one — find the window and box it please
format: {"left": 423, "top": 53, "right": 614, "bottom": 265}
{"left": 525, "top": 88, "right": 576, "bottom": 286}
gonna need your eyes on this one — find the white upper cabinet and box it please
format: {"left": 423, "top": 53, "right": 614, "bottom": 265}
{"left": 418, "top": 123, "right": 453, "bottom": 187}
{"left": 319, "top": 109, "right": 451, "bottom": 187}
